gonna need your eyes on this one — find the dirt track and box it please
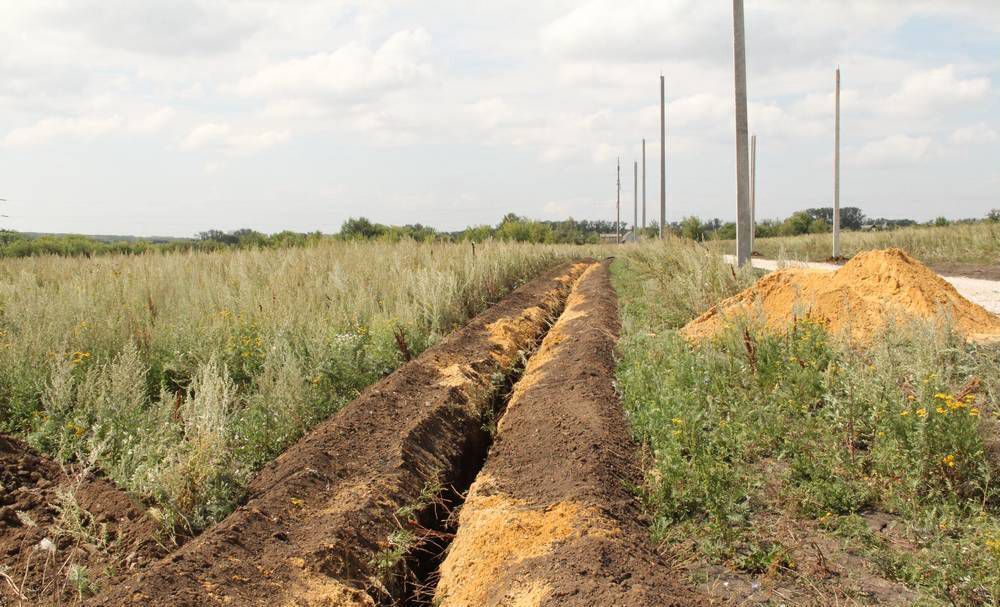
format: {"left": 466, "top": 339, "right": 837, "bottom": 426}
{"left": 86, "top": 262, "right": 589, "bottom": 606}
{"left": 433, "top": 261, "right": 699, "bottom": 606}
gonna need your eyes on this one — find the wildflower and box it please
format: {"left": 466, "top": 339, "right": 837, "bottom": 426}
{"left": 970, "top": 408, "right": 981, "bottom": 417}
{"left": 906, "top": 394, "right": 916, "bottom": 402}
{"left": 671, "top": 418, "right": 684, "bottom": 426}
{"left": 900, "top": 410, "right": 911, "bottom": 417}
{"left": 671, "top": 430, "right": 682, "bottom": 438}
{"left": 963, "top": 394, "right": 976, "bottom": 403}
{"left": 916, "top": 408, "right": 927, "bottom": 418}
{"left": 936, "top": 406, "right": 947, "bottom": 415}
{"left": 934, "top": 393, "right": 949, "bottom": 400}
{"left": 942, "top": 454, "right": 956, "bottom": 468}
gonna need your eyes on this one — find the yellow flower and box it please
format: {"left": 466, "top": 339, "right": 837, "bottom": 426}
{"left": 671, "top": 418, "right": 684, "bottom": 426}
{"left": 970, "top": 408, "right": 981, "bottom": 417}
{"left": 906, "top": 394, "right": 916, "bottom": 402}
{"left": 916, "top": 408, "right": 927, "bottom": 418}
{"left": 671, "top": 430, "right": 682, "bottom": 437}
{"left": 942, "top": 454, "right": 956, "bottom": 468}
{"left": 936, "top": 406, "right": 948, "bottom": 415}
{"left": 900, "top": 410, "right": 911, "bottom": 417}
{"left": 963, "top": 394, "right": 976, "bottom": 404}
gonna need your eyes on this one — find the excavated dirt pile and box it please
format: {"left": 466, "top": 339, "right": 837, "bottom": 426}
{"left": 683, "top": 248, "right": 1000, "bottom": 343}
{"left": 433, "top": 262, "right": 700, "bottom": 607}
{"left": 0, "top": 434, "right": 165, "bottom": 605}
{"left": 87, "top": 262, "right": 590, "bottom": 607}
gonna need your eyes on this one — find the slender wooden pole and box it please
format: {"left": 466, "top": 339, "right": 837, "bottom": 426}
{"left": 659, "top": 75, "right": 666, "bottom": 239}
{"left": 633, "top": 161, "right": 638, "bottom": 242}
{"left": 751, "top": 134, "right": 757, "bottom": 250}
{"left": 642, "top": 139, "right": 646, "bottom": 237}
{"left": 616, "top": 158, "right": 621, "bottom": 244}
{"left": 733, "top": 0, "right": 752, "bottom": 267}
{"left": 833, "top": 67, "right": 841, "bottom": 258}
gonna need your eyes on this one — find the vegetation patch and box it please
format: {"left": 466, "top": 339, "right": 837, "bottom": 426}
{"left": 613, "top": 241, "right": 1000, "bottom": 606}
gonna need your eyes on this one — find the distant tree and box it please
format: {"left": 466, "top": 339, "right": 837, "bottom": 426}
{"left": 988, "top": 209, "right": 1000, "bottom": 223}
{"left": 679, "top": 216, "right": 705, "bottom": 241}
{"left": 933, "top": 216, "right": 950, "bottom": 227}
{"left": 780, "top": 211, "right": 815, "bottom": 236}
{"left": 805, "top": 207, "right": 865, "bottom": 230}
{"left": 808, "top": 218, "right": 830, "bottom": 234}
{"left": 340, "top": 217, "right": 387, "bottom": 240}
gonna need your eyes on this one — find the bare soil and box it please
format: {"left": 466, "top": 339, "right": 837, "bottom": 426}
{"left": 0, "top": 434, "right": 166, "bottom": 606}
{"left": 86, "top": 262, "right": 590, "bottom": 607}
{"left": 434, "top": 261, "right": 702, "bottom": 606}
{"left": 930, "top": 262, "right": 1000, "bottom": 281}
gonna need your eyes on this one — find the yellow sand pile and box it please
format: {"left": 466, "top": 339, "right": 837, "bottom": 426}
{"left": 682, "top": 248, "right": 1000, "bottom": 343}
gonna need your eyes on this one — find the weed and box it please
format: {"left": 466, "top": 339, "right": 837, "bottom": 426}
{"left": 613, "top": 239, "right": 1000, "bottom": 604}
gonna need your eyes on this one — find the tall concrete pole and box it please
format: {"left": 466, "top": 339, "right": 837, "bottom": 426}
{"left": 616, "top": 157, "right": 621, "bottom": 244}
{"left": 642, "top": 139, "right": 646, "bottom": 237}
{"left": 732, "top": 0, "right": 752, "bottom": 267}
{"left": 659, "top": 75, "right": 666, "bottom": 239}
{"left": 833, "top": 67, "right": 841, "bottom": 259}
{"left": 750, "top": 134, "right": 757, "bottom": 250}
{"left": 633, "top": 161, "right": 638, "bottom": 242}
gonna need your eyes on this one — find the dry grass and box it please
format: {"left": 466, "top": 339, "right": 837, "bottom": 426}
{"left": 707, "top": 222, "right": 1000, "bottom": 265}
{"left": 0, "top": 239, "right": 598, "bottom": 531}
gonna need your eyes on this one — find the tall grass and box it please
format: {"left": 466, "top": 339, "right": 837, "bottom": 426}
{"left": 707, "top": 222, "right": 1000, "bottom": 265}
{"left": 0, "top": 240, "right": 588, "bottom": 533}
{"left": 613, "top": 239, "right": 1000, "bottom": 605}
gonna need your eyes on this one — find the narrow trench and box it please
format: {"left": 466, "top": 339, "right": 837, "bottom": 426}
{"left": 391, "top": 304, "right": 566, "bottom": 607}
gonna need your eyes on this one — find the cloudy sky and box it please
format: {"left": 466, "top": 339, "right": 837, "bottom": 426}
{"left": 1, "top": 0, "right": 998, "bottom": 236}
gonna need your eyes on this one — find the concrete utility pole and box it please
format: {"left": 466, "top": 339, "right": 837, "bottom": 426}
{"left": 659, "top": 75, "right": 666, "bottom": 239}
{"left": 633, "top": 161, "right": 638, "bottom": 242}
{"left": 750, "top": 134, "right": 757, "bottom": 251}
{"left": 616, "top": 157, "right": 621, "bottom": 244}
{"left": 833, "top": 67, "right": 841, "bottom": 259}
{"left": 732, "top": 0, "right": 752, "bottom": 267}
{"left": 642, "top": 139, "right": 646, "bottom": 238}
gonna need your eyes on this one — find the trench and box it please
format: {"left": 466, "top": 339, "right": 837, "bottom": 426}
{"left": 385, "top": 292, "right": 570, "bottom": 606}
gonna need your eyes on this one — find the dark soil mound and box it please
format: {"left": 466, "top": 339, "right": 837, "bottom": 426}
{"left": 0, "top": 434, "right": 164, "bottom": 605}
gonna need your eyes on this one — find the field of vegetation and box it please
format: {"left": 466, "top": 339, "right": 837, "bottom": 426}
{"left": 0, "top": 240, "right": 586, "bottom": 535}
{"left": 613, "top": 239, "right": 1000, "bottom": 605}
{"left": 3, "top": 235, "right": 999, "bottom": 605}
{"left": 707, "top": 221, "right": 1000, "bottom": 266}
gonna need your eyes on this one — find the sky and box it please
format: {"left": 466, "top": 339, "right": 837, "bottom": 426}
{"left": 0, "top": 0, "right": 998, "bottom": 237}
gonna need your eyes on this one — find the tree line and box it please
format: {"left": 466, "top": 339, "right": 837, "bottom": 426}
{"left": 0, "top": 207, "right": 995, "bottom": 258}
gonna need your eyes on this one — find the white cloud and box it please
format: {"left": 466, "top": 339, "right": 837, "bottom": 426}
{"left": 237, "top": 29, "right": 434, "bottom": 103}
{"left": 541, "top": 0, "right": 726, "bottom": 63}
{"left": 180, "top": 123, "right": 290, "bottom": 155}
{"left": 3, "top": 116, "right": 119, "bottom": 146}
{"left": 853, "top": 134, "right": 933, "bottom": 168}
{"left": 950, "top": 124, "right": 998, "bottom": 145}
{"left": 49, "top": 0, "right": 258, "bottom": 55}
{"left": 886, "top": 65, "right": 990, "bottom": 114}
{"left": 127, "top": 107, "right": 175, "bottom": 134}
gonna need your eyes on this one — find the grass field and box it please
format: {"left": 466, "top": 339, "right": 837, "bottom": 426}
{"left": 0, "top": 240, "right": 590, "bottom": 534}
{"left": 707, "top": 222, "right": 1000, "bottom": 266}
{"left": 613, "top": 239, "right": 1000, "bottom": 605}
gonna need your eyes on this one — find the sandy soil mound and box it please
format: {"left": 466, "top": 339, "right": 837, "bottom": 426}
{"left": 683, "top": 248, "right": 1000, "bottom": 343}
{"left": 434, "top": 262, "right": 701, "bottom": 607}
